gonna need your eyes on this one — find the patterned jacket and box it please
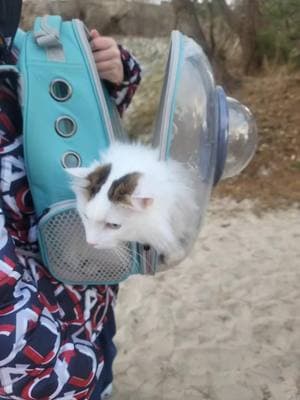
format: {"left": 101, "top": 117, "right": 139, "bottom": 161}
{"left": 0, "top": 46, "right": 141, "bottom": 399}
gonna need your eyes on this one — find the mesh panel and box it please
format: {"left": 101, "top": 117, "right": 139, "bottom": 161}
{"left": 39, "top": 208, "right": 133, "bottom": 284}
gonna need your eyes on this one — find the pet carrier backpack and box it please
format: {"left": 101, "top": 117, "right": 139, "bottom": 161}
{"left": 0, "top": 15, "right": 257, "bottom": 285}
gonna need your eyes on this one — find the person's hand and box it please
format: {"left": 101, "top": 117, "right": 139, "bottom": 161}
{"left": 90, "top": 29, "right": 124, "bottom": 85}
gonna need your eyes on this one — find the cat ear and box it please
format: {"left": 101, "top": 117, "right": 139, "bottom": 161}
{"left": 131, "top": 195, "right": 154, "bottom": 211}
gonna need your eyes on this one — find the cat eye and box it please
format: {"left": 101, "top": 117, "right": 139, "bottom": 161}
{"left": 105, "top": 222, "right": 121, "bottom": 230}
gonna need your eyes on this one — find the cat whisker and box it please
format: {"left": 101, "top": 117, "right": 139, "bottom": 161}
{"left": 114, "top": 243, "right": 151, "bottom": 267}
{"left": 114, "top": 245, "right": 133, "bottom": 264}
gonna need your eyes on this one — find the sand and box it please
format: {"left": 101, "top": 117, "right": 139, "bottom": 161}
{"left": 112, "top": 199, "right": 300, "bottom": 400}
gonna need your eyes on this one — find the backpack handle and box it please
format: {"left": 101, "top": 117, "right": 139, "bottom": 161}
{"left": 33, "top": 15, "right": 65, "bottom": 61}
{"left": 34, "top": 15, "right": 62, "bottom": 49}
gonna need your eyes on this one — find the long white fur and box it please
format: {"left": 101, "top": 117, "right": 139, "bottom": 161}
{"left": 67, "top": 141, "right": 199, "bottom": 264}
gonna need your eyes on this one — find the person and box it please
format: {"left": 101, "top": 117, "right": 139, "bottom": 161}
{"left": 0, "top": 1, "right": 141, "bottom": 399}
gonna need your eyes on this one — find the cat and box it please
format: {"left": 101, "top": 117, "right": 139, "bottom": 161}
{"left": 66, "top": 141, "right": 199, "bottom": 266}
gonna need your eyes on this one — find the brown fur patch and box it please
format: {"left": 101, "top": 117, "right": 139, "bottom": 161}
{"left": 108, "top": 172, "right": 141, "bottom": 206}
{"left": 86, "top": 164, "right": 112, "bottom": 199}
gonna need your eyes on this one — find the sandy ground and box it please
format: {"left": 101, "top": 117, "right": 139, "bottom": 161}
{"left": 112, "top": 199, "right": 300, "bottom": 400}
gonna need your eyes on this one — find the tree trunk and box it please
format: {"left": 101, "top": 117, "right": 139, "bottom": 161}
{"left": 240, "top": 0, "right": 262, "bottom": 74}
{"left": 172, "top": 0, "right": 212, "bottom": 57}
{"left": 171, "top": 0, "right": 239, "bottom": 90}
{"left": 216, "top": 0, "right": 262, "bottom": 74}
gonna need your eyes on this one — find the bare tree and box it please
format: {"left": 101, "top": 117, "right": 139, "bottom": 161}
{"left": 216, "top": 0, "right": 262, "bottom": 74}
{"left": 171, "top": 0, "right": 239, "bottom": 90}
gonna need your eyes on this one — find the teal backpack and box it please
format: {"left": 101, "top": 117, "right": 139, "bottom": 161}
{"left": 1, "top": 15, "right": 257, "bottom": 285}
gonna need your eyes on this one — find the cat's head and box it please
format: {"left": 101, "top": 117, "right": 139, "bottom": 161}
{"left": 66, "top": 163, "right": 154, "bottom": 249}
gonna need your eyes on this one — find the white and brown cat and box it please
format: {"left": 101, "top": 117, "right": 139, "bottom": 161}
{"left": 66, "top": 141, "right": 198, "bottom": 265}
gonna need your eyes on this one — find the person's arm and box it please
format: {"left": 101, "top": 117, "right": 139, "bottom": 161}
{"left": 90, "top": 30, "right": 142, "bottom": 116}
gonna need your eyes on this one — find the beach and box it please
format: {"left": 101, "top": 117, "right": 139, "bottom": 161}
{"left": 113, "top": 199, "right": 300, "bottom": 400}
